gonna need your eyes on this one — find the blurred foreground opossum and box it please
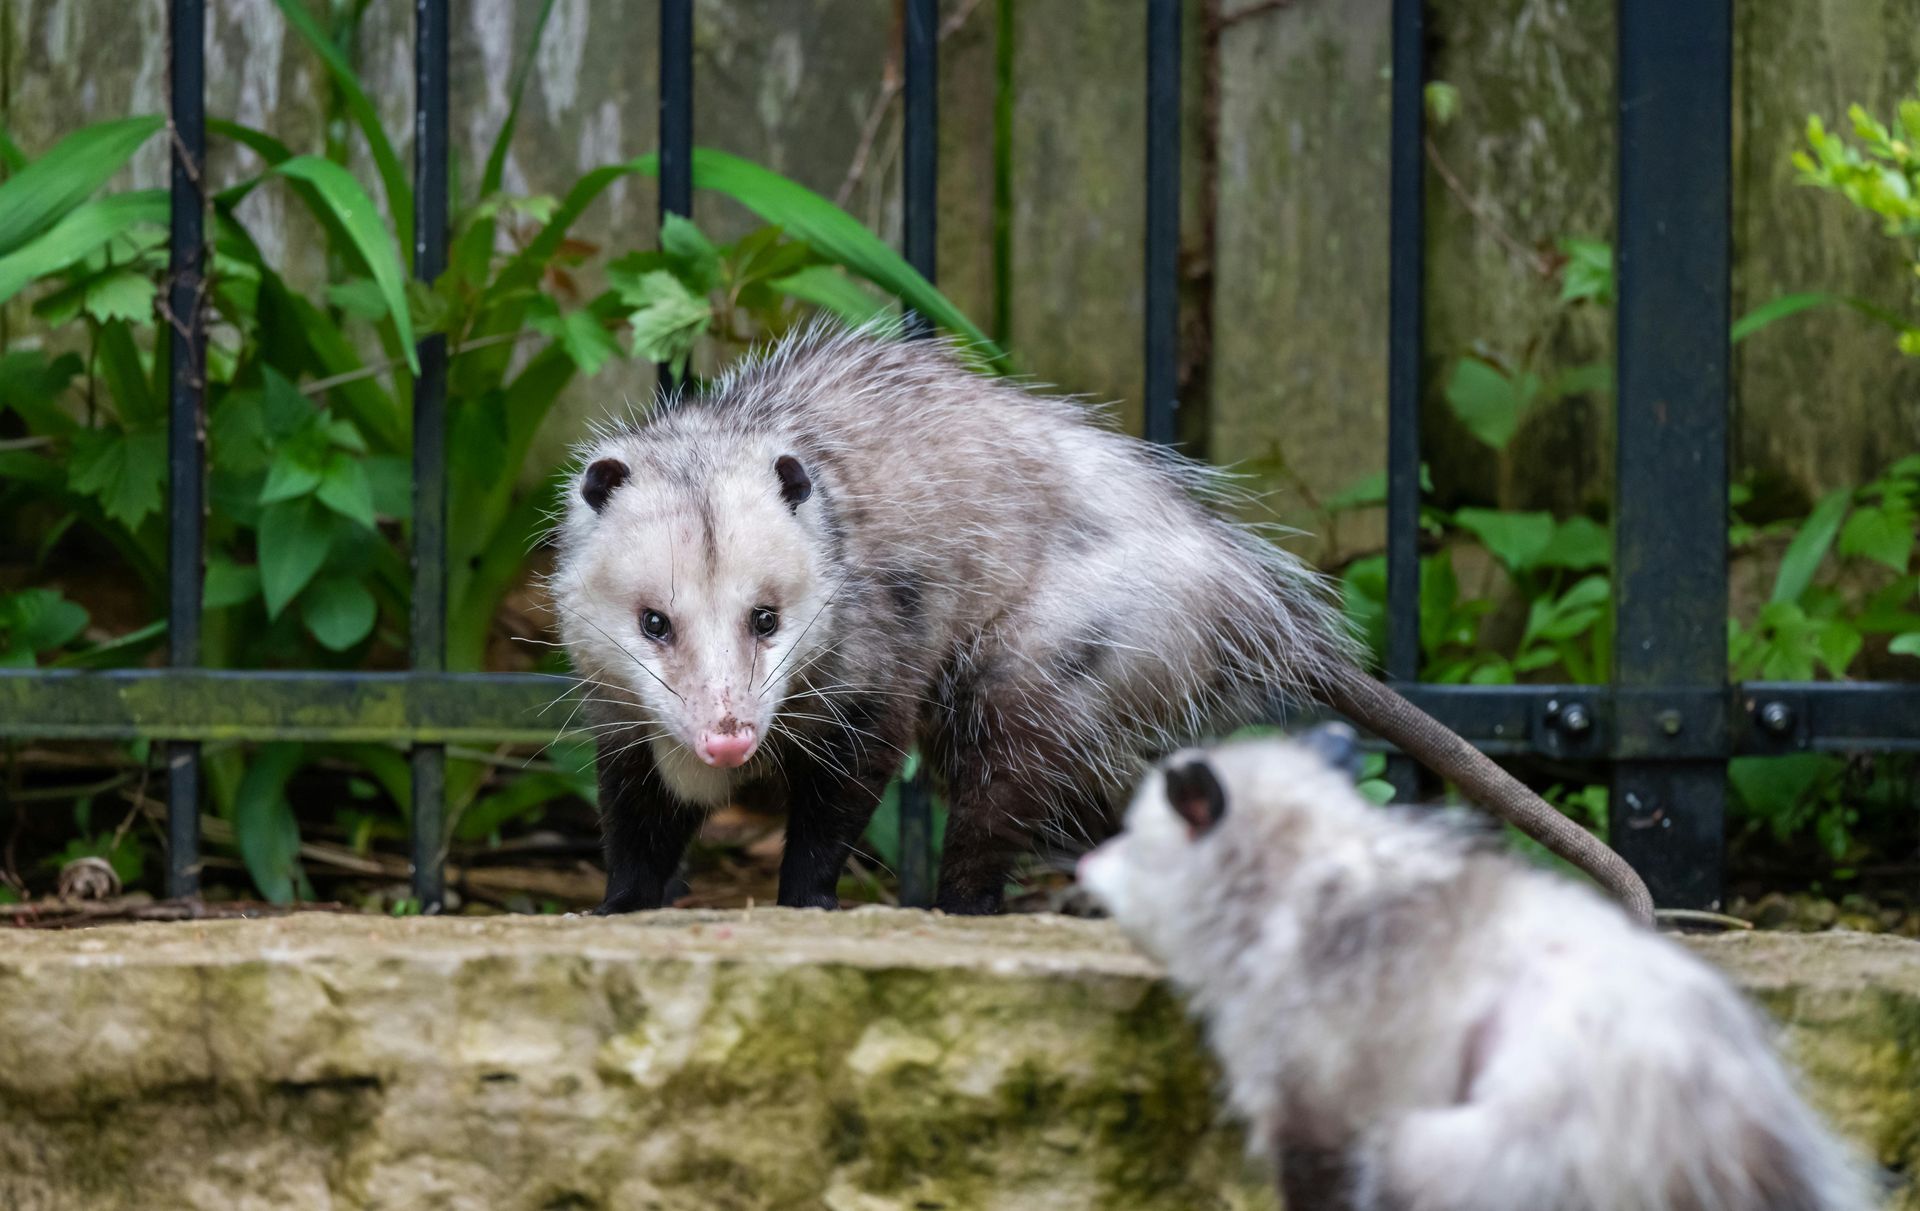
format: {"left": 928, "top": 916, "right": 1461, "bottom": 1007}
{"left": 1077, "top": 727, "right": 1875, "bottom": 1211}
{"left": 552, "top": 323, "right": 1651, "bottom": 919}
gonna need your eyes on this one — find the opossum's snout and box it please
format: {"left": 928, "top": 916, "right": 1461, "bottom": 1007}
{"left": 695, "top": 717, "right": 760, "bottom": 768}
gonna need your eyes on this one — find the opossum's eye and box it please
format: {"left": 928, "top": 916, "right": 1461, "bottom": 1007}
{"left": 750, "top": 606, "right": 780, "bottom": 638}
{"left": 640, "top": 609, "right": 673, "bottom": 642}
{"left": 1163, "top": 758, "right": 1227, "bottom": 839}
{"left": 582, "top": 458, "right": 630, "bottom": 512}
{"left": 774, "top": 454, "right": 812, "bottom": 511}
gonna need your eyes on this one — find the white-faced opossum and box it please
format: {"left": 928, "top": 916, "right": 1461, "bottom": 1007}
{"left": 551, "top": 322, "right": 1651, "bottom": 919}
{"left": 1077, "top": 727, "right": 1875, "bottom": 1211}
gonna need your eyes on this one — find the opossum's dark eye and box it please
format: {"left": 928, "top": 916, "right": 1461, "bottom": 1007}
{"left": 640, "top": 609, "right": 673, "bottom": 642}
{"left": 750, "top": 606, "right": 780, "bottom": 638}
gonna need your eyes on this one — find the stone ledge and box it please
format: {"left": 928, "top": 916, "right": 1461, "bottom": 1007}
{"left": 0, "top": 911, "right": 1914, "bottom": 1210}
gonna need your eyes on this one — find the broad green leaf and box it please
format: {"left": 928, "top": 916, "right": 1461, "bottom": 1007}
{"left": 0, "top": 115, "right": 162, "bottom": 258}
{"left": 69, "top": 426, "right": 166, "bottom": 528}
{"left": 327, "top": 277, "right": 389, "bottom": 320}
{"left": 96, "top": 318, "right": 157, "bottom": 426}
{"left": 1423, "top": 81, "right": 1461, "bottom": 128}
{"left": 1557, "top": 237, "right": 1614, "bottom": 306}
{"left": 325, "top": 417, "right": 369, "bottom": 454}
{"left": 1729, "top": 754, "right": 1837, "bottom": 829}
{"left": 0, "top": 349, "right": 84, "bottom": 435}
{"left": 1815, "top": 621, "right": 1863, "bottom": 677}
{"left": 274, "top": 156, "right": 419, "bottom": 373}
{"left": 209, "top": 118, "right": 297, "bottom": 169}
{"left": 232, "top": 743, "right": 306, "bottom": 904}
{"left": 1889, "top": 632, "right": 1920, "bottom": 658}
{"left": 1771, "top": 488, "right": 1851, "bottom": 604}
{"left": 1837, "top": 504, "right": 1914, "bottom": 572}
{"left": 0, "top": 189, "right": 168, "bottom": 305}
{"left": 81, "top": 268, "right": 158, "bottom": 325}
{"left": 260, "top": 443, "right": 327, "bottom": 504}
{"left": 1453, "top": 508, "right": 1556, "bottom": 573}
{"left": 529, "top": 296, "right": 622, "bottom": 377}
{"left": 1731, "top": 292, "right": 1842, "bottom": 344}
{"left": 316, "top": 452, "right": 378, "bottom": 530}
{"left": 1519, "top": 575, "right": 1609, "bottom": 649}
{"left": 661, "top": 213, "right": 722, "bottom": 293}
{"left": 1445, "top": 358, "right": 1526, "bottom": 450}
{"left": 204, "top": 556, "right": 261, "bottom": 610}
{"left": 0, "top": 588, "right": 89, "bottom": 654}
{"left": 261, "top": 364, "right": 320, "bottom": 441}
{"left": 619, "top": 272, "right": 711, "bottom": 373}
{"left": 301, "top": 574, "right": 377, "bottom": 651}
{"left": 270, "top": 0, "right": 412, "bottom": 258}
{"left": 1534, "top": 516, "right": 1611, "bottom": 571}
{"left": 772, "top": 265, "right": 891, "bottom": 326}
{"left": 258, "top": 496, "right": 335, "bottom": 617}
{"left": 366, "top": 451, "right": 416, "bottom": 518}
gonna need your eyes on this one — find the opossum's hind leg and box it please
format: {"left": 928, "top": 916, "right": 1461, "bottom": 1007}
{"left": 594, "top": 734, "right": 705, "bottom": 915}
{"left": 776, "top": 699, "right": 915, "bottom": 910}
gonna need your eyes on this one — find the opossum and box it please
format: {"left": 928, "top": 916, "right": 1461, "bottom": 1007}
{"left": 1077, "top": 727, "right": 1875, "bottom": 1211}
{"left": 551, "top": 322, "right": 1651, "bottom": 919}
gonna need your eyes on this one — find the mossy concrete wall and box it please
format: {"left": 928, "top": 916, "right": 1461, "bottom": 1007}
{"left": 7, "top": 1, "right": 1919, "bottom": 541}
{"left": 0, "top": 910, "right": 1916, "bottom": 1210}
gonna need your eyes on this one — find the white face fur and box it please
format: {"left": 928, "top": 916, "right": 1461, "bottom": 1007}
{"left": 1078, "top": 730, "right": 1363, "bottom": 956}
{"left": 553, "top": 439, "right": 832, "bottom": 805}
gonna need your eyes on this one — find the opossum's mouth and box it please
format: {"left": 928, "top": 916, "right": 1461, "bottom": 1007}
{"left": 694, "top": 722, "right": 759, "bottom": 768}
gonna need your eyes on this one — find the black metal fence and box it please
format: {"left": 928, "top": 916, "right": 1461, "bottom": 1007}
{"left": 3, "top": 0, "right": 1917, "bottom": 914}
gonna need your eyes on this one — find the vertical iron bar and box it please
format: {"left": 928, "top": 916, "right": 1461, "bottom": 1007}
{"left": 410, "top": 0, "right": 450, "bottom": 911}
{"left": 657, "top": 0, "right": 693, "bottom": 396}
{"left": 1611, "top": 0, "right": 1730, "bottom": 908}
{"left": 1144, "top": 0, "right": 1181, "bottom": 446}
{"left": 165, "top": 0, "right": 205, "bottom": 899}
{"left": 896, "top": 0, "right": 938, "bottom": 907}
{"left": 1383, "top": 0, "right": 1424, "bottom": 799}
{"left": 656, "top": 0, "right": 695, "bottom": 905}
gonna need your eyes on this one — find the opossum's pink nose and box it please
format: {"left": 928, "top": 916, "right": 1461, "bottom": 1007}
{"left": 697, "top": 727, "right": 758, "bottom": 768}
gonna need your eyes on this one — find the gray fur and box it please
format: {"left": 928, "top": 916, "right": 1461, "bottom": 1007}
{"left": 551, "top": 320, "right": 1355, "bottom": 911}
{"left": 1080, "top": 736, "right": 1877, "bottom": 1211}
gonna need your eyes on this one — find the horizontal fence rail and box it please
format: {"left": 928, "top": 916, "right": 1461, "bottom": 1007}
{"left": 4, "top": 672, "right": 1915, "bottom": 754}
{"left": 2, "top": 0, "right": 1912, "bottom": 915}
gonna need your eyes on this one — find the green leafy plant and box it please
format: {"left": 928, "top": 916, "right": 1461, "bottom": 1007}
{"left": 1796, "top": 86, "right": 1920, "bottom": 356}
{"left": 0, "top": 589, "right": 89, "bottom": 667}
{"left": 1729, "top": 457, "right": 1920, "bottom": 681}
{"left": 0, "top": 0, "right": 993, "bottom": 905}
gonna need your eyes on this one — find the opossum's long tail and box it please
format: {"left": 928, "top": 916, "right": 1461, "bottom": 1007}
{"left": 1324, "top": 666, "right": 1656, "bottom": 926}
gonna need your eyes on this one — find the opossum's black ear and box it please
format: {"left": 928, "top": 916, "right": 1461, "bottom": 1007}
{"left": 1163, "top": 757, "right": 1226, "bottom": 839}
{"left": 1297, "top": 722, "right": 1362, "bottom": 782}
{"left": 775, "top": 454, "right": 812, "bottom": 511}
{"left": 582, "top": 458, "right": 630, "bottom": 513}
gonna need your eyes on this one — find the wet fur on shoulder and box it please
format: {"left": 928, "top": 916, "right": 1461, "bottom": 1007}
{"left": 1079, "top": 735, "right": 1877, "bottom": 1211}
